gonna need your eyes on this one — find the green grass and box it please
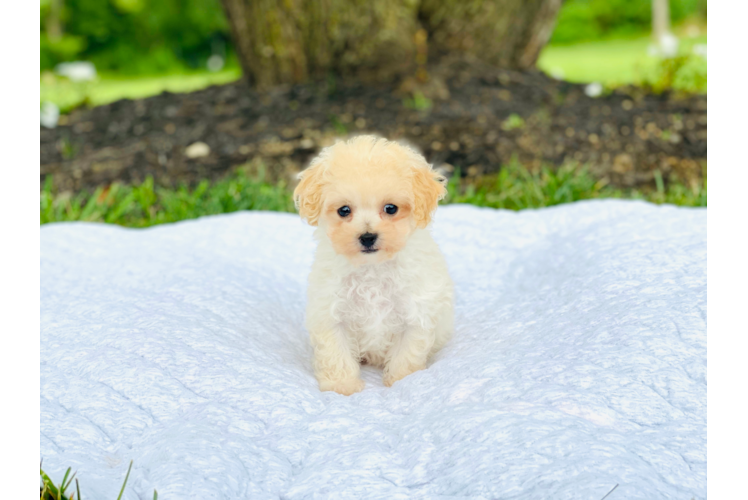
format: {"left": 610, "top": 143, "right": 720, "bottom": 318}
{"left": 538, "top": 30, "right": 748, "bottom": 93}
{"left": 40, "top": 67, "right": 242, "bottom": 113}
{"left": 539, "top": 36, "right": 654, "bottom": 85}
{"left": 41, "top": 460, "right": 157, "bottom": 500}
{"left": 41, "top": 168, "right": 295, "bottom": 227}
{"left": 538, "top": 32, "right": 705, "bottom": 92}
{"left": 40, "top": 161, "right": 706, "bottom": 228}
{"left": 445, "top": 160, "right": 706, "bottom": 210}
{"left": 538, "top": 37, "right": 705, "bottom": 93}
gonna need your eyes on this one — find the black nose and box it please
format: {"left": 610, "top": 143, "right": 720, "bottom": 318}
{"left": 359, "top": 232, "right": 378, "bottom": 248}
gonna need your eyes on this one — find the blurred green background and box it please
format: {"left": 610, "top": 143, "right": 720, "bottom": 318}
{"left": 40, "top": 0, "right": 706, "bottom": 74}
{"left": 40, "top": 0, "right": 707, "bottom": 112}
{"left": 39, "top": 0, "right": 699, "bottom": 76}
{"left": 40, "top": 0, "right": 232, "bottom": 74}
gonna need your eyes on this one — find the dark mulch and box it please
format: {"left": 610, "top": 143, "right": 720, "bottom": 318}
{"left": 40, "top": 57, "right": 706, "bottom": 193}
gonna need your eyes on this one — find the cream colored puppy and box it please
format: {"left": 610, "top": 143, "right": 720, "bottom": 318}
{"left": 294, "top": 135, "right": 454, "bottom": 395}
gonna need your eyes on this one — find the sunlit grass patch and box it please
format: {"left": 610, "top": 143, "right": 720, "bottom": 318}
{"left": 539, "top": 36, "right": 655, "bottom": 85}
{"left": 537, "top": 34, "right": 707, "bottom": 92}
{"left": 538, "top": 25, "right": 748, "bottom": 93}
{"left": 40, "top": 67, "right": 242, "bottom": 113}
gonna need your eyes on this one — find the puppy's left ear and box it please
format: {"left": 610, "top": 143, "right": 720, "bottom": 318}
{"left": 412, "top": 161, "right": 447, "bottom": 229}
{"left": 293, "top": 150, "right": 329, "bottom": 226}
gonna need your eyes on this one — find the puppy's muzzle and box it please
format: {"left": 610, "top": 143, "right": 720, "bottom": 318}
{"left": 359, "top": 232, "right": 378, "bottom": 253}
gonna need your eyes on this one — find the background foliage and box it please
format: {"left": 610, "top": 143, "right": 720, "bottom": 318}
{"left": 550, "top": 0, "right": 706, "bottom": 44}
{"left": 40, "top": 0, "right": 232, "bottom": 74}
{"left": 41, "top": 0, "right": 706, "bottom": 75}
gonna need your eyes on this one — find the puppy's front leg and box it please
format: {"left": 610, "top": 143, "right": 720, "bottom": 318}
{"left": 383, "top": 326, "right": 435, "bottom": 387}
{"left": 310, "top": 326, "right": 364, "bottom": 396}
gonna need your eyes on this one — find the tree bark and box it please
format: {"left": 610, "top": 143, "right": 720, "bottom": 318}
{"left": 220, "top": 0, "right": 563, "bottom": 87}
{"left": 418, "top": 0, "right": 563, "bottom": 70}
{"left": 220, "top": 0, "right": 419, "bottom": 88}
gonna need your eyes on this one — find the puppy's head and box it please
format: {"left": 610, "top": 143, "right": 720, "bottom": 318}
{"left": 294, "top": 135, "right": 446, "bottom": 265}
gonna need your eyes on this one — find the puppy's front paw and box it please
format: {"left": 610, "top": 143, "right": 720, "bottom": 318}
{"left": 383, "top": 364, "right": 425, "bottom": 387}
{"left": 318, "top": 378, "right": 365, "bottom": 396}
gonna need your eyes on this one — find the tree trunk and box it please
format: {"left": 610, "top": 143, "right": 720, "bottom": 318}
{"left": 220, "top": 0, "right": 563, "bottom": 87}
{"left": 418, "top": 0, "right": 563, "bottom": 70}
{"left": 220, "top": 0, "right": 419, "bottom": 88}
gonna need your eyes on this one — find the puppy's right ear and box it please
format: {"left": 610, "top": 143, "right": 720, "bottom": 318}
{"left": 293, "top": 151, "right": 328, "bottom": 226}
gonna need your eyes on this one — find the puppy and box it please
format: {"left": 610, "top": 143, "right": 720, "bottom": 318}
{"left": 293, "top": 135, "right": 454, "bottom": 395}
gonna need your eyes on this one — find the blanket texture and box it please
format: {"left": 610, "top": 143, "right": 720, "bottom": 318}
{"left": 40, "top": 201, "right": 706, "bottom": 499}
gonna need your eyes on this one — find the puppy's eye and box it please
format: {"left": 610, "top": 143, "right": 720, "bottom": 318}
{"left": 384, "top": 204, "right": 398, "bottom": 215}
{"left": 337, "top": 206, "right": 351, "bottom": 217}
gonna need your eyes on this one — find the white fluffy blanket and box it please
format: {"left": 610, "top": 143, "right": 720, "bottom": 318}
{"left": 40, "top": 201, "right": 706, "bottom": 499}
